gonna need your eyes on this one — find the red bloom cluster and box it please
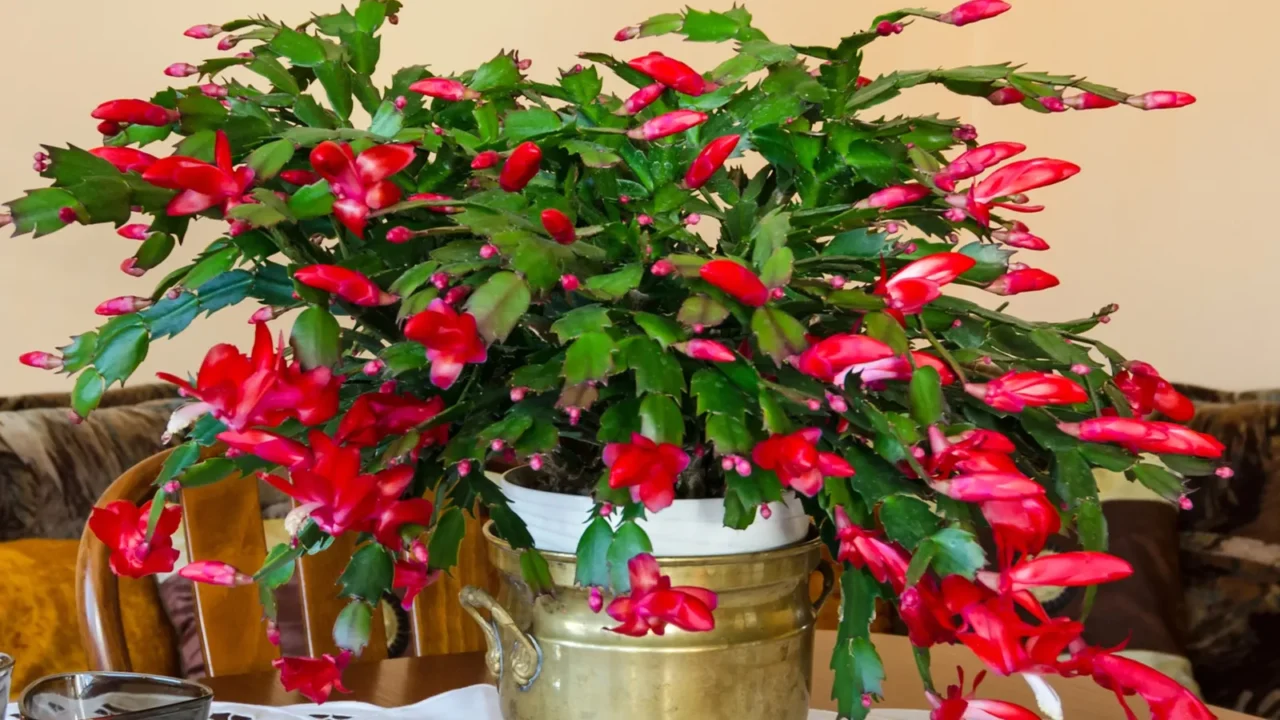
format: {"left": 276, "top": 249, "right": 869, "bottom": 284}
{"left": 142, "top": 130, "right": 255, "bottom": 217}
{"left": 751, "top": 428, "right": 854, "bottom": 497}
{"left": 606, "top": 554, "right": 717, "bottom": 637}
{"left": 603, "top": 434, "right": 691, "bottom": 513}
{"left": 404, "top": 299, "right": 489, "bottom": 390}
{"left": 310, "top": 141, "right": 416, "bottom": 237}
{"left": 1113, "top": 361, "right": 1195, "bottom": 422}
{"left": 88, "top": 499, "right": 182, "bottom": 578}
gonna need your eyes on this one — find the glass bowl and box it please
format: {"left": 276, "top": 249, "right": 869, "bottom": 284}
{"left": 19, "top": 673, "right": 212, "bottom": 720}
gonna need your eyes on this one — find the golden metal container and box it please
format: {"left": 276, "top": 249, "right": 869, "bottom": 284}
{"left": 461, "top": 523, "right": 834, "bottom": 720}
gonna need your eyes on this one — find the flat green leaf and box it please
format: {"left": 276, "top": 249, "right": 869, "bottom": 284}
{"left": 560, "top": 66, "right": 604, "bottom": 105}
{"left": 288, "top": 180, "right": 336, "bottom": 219}
{"left": 503, "top": 108, "right": 562, "bottom": 143}
{"left": 339, "top": 543, "right": 393, "bottom": 600}
{"left": 607, "top": 521, "right": 653, "bottom": 593}
{"left": 519, "top": 549, "right": 555, "bottom": 596}
{"left": 691, "top": 369, "right": 746, "bottom": 416}
{"left": 269, "top": 28, "right": 327, "bottom": 67}
{"left": 878, "top": 496, "right": 938, "bottom": 551}
{"left": 574, "top": 516, "right": 615, "bottom": 588}
{"left": 640, "top": 393, "right": 684, "bottom": 445}
{"left": 1129, "top": 463, "right": 1184, "bottom": 504}
{"left": 632, "top": 312, "right": 684, "bottom": 348}
{"left": 184, "top": 247, "right": 240, "bottom": 291}
{"left": 179, "top": 458, "right": 237, "bottom": 488}
{"left": 249, "top": 57, "right": 301, "bottom": 94}
{"left": 598, "top": 398, "right": 642, "bottom": 443}
{"left": 751, "top": 306, "right": 808, "bottom": 365}
{"left": 465, "top": 272, "right": 530, "bottom": 343}
{"left": 909, "top": 366, "right": 943, "bottom": 426}
{"left": 245, "top": 139, "right": 295, "bottom": 180}
{"left": 926, "top": 527, "right": 986, "bottom": 579}
{"left": 293, "top": 95, "right": 338, "bottom": 129}
{"left": 584, "top": 264, "right": 643, "bottom": 301}
{"left": 677, "top": 295, "right": 730, "bottom": 330}
{"left": 563, "top": 332, "right": 615, "bottom": 384}
{"left": 428, "top": 507, "right": 466, "bottom": 570}
{"left": 94, "top": 320, "right": 149, "bottom": 386}
{"left": 759, "top": 390, "right": 790, "bottom": 434}
{"left": 706, "top": 413, "right": 753, "bottom": 454}
{"left": 6, "top": 187, "right": 78, "bottom": 237}
{"left": 469, "top": 53, "right": 520, "bottom": 92}
{"left": 60, "top": 333, "right": 98, "bottom": 374}
{"left": 316, "top": 61, "right": 354, "bottom": 120}
{"left": 621, "top": 337, "right": 685, "bottom": 397}
{"left": 257, "top": 542, "right": 299, "bottom": 589}
{"left": 333, "top": 600, "right": 373, "bottom": 653}
{"left": 750, "top": 210, "right": 791, "bottom": 268}
{"left": 551, "top": 305, "right": 612, "bottom": 343}
{"left": 864, "top": 312, "right": 909, "bottom": 355}
{"left": 561, "top": 139, "right": 622, "bottom": 169}
{"left": 72, "top": 369, "right": 106, "bottom": 419}
{"left": 177, "top": 95, "right": 228, "bottom": 133}
{"left": 369, "top": 101, "right": 404, "bottom": 139}
{"left": 290, "top": 306, "right": 342, "bottom": 369}
{"left": 390, "top": 261, "right": 440, "bottom": 297}
{"left": 382, "top": 341, "right": 428, "bottom": 374}
{"left": 681, "top": 8, "right": 744, "bottom": 41}
{"left": 354, "top": 0, "right": 387, "bottom": 32}
{"left": 760, "top": 247, "right": 794, "bottom": 289}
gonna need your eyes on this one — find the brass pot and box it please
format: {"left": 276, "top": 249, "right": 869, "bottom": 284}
{"left": 461, "top": 523, "right": 834, "bottom": 720}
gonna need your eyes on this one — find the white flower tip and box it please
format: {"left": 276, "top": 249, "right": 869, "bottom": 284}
{"left": 1023, "top": 673, "right": 1064, "bottom": 720}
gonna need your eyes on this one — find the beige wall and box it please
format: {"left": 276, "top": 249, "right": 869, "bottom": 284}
{"left": 1, "top": 1, "right": 1274, "bottom": 395}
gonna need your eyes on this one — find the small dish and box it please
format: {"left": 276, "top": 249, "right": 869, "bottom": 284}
{"left": 19, "top": 672, "right": 212, "bottom": 720}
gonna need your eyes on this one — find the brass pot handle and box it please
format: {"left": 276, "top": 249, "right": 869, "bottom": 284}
{"left": 812, "top": 559, "right": 836, "bottom": 613}
{"left": 459, "top": 586, "right": 542, "bottom": 691}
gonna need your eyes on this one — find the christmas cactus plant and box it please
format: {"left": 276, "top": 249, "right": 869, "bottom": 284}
{"left": 7, "top": 0, "right": 1217, "bottom": 717}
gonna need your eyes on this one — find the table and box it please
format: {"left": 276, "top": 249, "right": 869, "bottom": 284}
{"left": 203, "top": 631, "right": 1256, "bottom": 719}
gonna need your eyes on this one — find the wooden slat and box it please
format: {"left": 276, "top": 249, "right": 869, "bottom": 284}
{"left": 184, "top": 472, "right": 278, "bottom": 677}
{"left": 296, "top": 532, "right": 389, "bottom": 662}
{"left": 410, "top": 508, "right": 499, "bottom": 655}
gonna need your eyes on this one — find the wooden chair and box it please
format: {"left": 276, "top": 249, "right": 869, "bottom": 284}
{"left": 76, "top": 446, "right": 499, "bottom": 677}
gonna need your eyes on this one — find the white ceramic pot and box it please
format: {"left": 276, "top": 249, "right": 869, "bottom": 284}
{"left": 493, "top": 470, "right": 812, "bottom": 555}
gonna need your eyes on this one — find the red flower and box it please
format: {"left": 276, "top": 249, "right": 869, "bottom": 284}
{"left": 964, "top": 371, "right": 1088, "bottom": 413}
{"left": 404, "top": 299, "right": 489, "bottom": 389}
{"left": 217, "top": 429, "right": 312, "bottom": 469}
{"left": 987, "top": 87, "right": 1026, "bottom": 106}
{"left": 833, "top": 506, "right": 909, "bottom": 592}
{"left": 752, "top": 428, "right": 854, "bottom": 497}
{"left": 92, "top": 99, "right": 177, "bottom": 127}
{"left": 854, "top": 183, "right": 932, "bottom": 211}
{"left": 985, "top": 268, "right": 1060, "bottom": 296}
{"left": 178, "top": 560, "right": 254, "bottom": 587}
{"left": 979, "top": 552, "right": 1132, "bottom": 593}
{"left": 1064, "top": 92, "right": 1120, "bottom": 110}
{"left": 606, "top": 554, "right": 717, "bottom": 636}
{"left": 603, "top": 433, "right": 690, "bottom": 513}
{"left": 393, "top": 554, "right": 441, "bottom": 611}
{"left": 935, "top": 0, "right": 1012, "bottom": 26}
{"left": 1126, "top": 91, "right": 1197, "bottom": 111}
{"left": 407, "top": 192, "right": 462, "bottom": 214}
{"left": 259, "top": 431, "right": 413, "bottom": 537}
{"left": 499, "top": 141, "right": 542, "bottom": 192}
{"left": 964, "top": 158, "right": 1080, "bottom": 226}
{"left": 1057, "top": 417, "right": 1224, "bottom": 458}
{"left": 857, "top": 351, "right": 958, "bottom": 386}
{"left": 900, "top": 577, "right": 959, "bottom": 648}
{"left": 617, "top": 83, "right": 666, "bottom": 116}
{"left": 927, "top": 668, "right": 1040, "bottom": 720}
{"left": 90, "top": 147, "right": 158, "bottom": 174}
{"left": 934, "top": 142, "right": 1026, "bottom": 192}
{"left": 926, "top": 426, "right": 1021, "bottom": 478}
{"left": 309, "top": 141, "right": 416, "bottom": 236}
{"left": 88, "top": 500, "right": 182, "bottom": 579}
{"left": 1062, "top": 649, "right": 1215, "bottom": 720}
{"left": 874, "top": 254, "right": 977, "bottom": 315}
{"left": 626, "top": 110, "right": 708, "bottom": 141}
{"left": 540, "top": 208, "right": 577, "bottom": 244}
{"left": 793, "top": 334, "right": 897, "bottom": 385}
{"left": 335, "top": 391, "right": 448, "bottom": 449}
{"left": 675, "top": 339, "right": 736, "bottom": 363}
{"left": 157, "top": 323, "right": 341, "bottom": 431}
{"left": 931, "top": 472, "right": 1046, "bottom": 502}
{"left": 470, "top": 150, "right": 501, "bottom": 169}
{"left": 699, "top": 259, "right": 769, "bottom": 307}
{"left": 1113, "top": 361, "right": 1194, "bottom": 422}
{"left": 142, "top": 130, "right": 255, "bottom": 216}
{"left": 273, "top": 651, "right": 352, "bottom": 704}
{"left": 627, "top": 52, "right": 715, "bottom": 96}
{"left": 368, "top": 497, "right": 433, "bottom": 551}
{"left": 408, "top": 77, "right": 479, "bottom": 101}
{"left": 955, "top": 592, "right": 1083, "bottom": 676}
{"left": 683, "top": 135, "right": 740, "bottom": 190}
{"left": 980, "top": 496, "right": 1061, "bottom": 567}
{"left": 294, "top": 265, "right": 398, "bottom": 307}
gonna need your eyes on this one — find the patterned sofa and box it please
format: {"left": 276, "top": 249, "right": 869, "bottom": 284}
{"left": 0, "top": 383, "right": 1277, "bottom": 713}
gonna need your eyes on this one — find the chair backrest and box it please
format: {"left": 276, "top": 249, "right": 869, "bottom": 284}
{"left": 78, "top": 446, "right": 497, "bottom": 677}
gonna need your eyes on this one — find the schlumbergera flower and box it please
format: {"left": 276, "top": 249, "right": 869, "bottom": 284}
{"left": 4, "top": 1, "right": 1209, "bottom": 714}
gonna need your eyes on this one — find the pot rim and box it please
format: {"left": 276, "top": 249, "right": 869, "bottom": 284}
{"left": 482, "top": 520, "right": 823, "bottom": 566}
{"left": 500, "top": 465, "right": 808, "bottom": 512}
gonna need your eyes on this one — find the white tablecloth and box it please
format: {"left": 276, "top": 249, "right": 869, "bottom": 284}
{"left": 6, "top": 685, "right": 929, "bottom": 719}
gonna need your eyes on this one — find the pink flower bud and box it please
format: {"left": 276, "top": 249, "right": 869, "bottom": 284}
{"left": 235, "top": 52, "right": 254, "bottom": 59}
{"left": 217, "top": 36, "right": 239, "bottom": 51}
{"left": 987, "top": 87, "right": 1026, "bottom": 106}
{"left": 386, "top": 226, "right": 414, "bottom": 244}
{"left": 936, "top": 0, "right": 1011, "bottom": 26}
{"left": 826, "top": 392, "right": 848, "bottom": 413}
{"left": 735, "top": 457, "right": 752, "bottom": 477}
{"left": 953, "top": 124, "right": 978, "bottom": 141}
{"left": 58, "top": 207, "right": 78, "bottom": 224}
{"left": 362, "top": 359, "right": 385, "bottom": 376}
{"left": 1099, "top": 315, "right": 1111, "bottom": 324}
{"left": 179, "top": 560, "right": 254, "bottom": 587}
{"left": 650, "top": 259, "right": 675, "bottom": 276}
{"left": 1179, "top": 495, "right": 1193, "bottom": 510}
{"left": 862, "top": 694, "right": 874, "bottom": 709}
{"left": 431, "top": 272, "right": 451, "bottom": 289}
{"left": 943, "top": 207, "right": 966, "bottom": 222}
{"left": 876, "top": 20, "right": 904, "bottom": 35}
{"left": 458, "top": 459, "right": 473, "bottom": 477}
{"left": 529, "top": 453, "right": 544, "bottom": 471}
{"left": 616, "top": 83, "right": 666, "bottom": 116}
{"left": 510, "top": 386, "right": 528, "bottom": 402}
{"left": 615, "top": 25, "right": 640, "bottom": 41}
{"left": 388, "top": 13, "right": 399, "bottom": 25}
{"left": 33, "top": 161, "right": 48, "bottom": 172}
{"left": 68, "top": 410, "right": 84, "bottom": 425}
{"left": 394, "top": 95, "right": 408, "bottom": 110}
{"left": 471, "top": 150, "right": 501, "bottom": 170}
{"left": 165, "top": 63, "right": 199, "bottom": 78}
{"left": 1215, "top": 466, "right": 1234, "bottom": 479}
{"left": 637, "top": 214, "right": 653, "bottom": 227}
{"left": 565, "top": 64, "right": 585, "bottom": 75}
{"left": 828, "top": 275, "right": 846, "bottom": 289}
{"left": 1126, "top": 91, "right": 1197, "bottom": 110}
{"left": 619, "top": 195, "right": 631, "bottom": 204}
{"left": 95, "top": 295, "right": 152, "bottom": 316}
{"left": 588, "top": 586, "right": 605, "bottom": 613}
{"left": 903, "top": 242, "right": 918, "bottom": 254}
{"left": 560, "top": 274, "right": 580, "bottom": 291}
{"left": 163, "top": 480, "right": 181, "bottom": 494}
{"left": 759, "top": 503, "right": 773, "bottom": 519}
{"left": 199, "top": 83, "right": 228, "bottom": 99}
{"left": 567, "top": 406, "right": 582, "bottom": 425}
{"left": 479, "top": 243, "right": 500, "bottom": 259}
{"left": 443, "top": 286, "right": 472, "bottom": 305}
{"left": 491, "top": 439, "right": 505, "bottom": 452}
{"left": 97, "top": 120, "right": 122, "bottom": 136}
{"left": 806, "top": 399, "right": 822, "bottom": 411}
{"left": 19, "top": 351, "right": 62, "bottom": 370}
{"left": 33, "top": 151, "right": 49, "bottom": 162}
{"left": 883, "top": 221, "right": 900, "bottom": 234}
{"left": 626, "top": 110, "right": 708, "bottom": 141}
{"left": 117, "top": 224, "right": 150, "bottom": 240}
{"left": 1070, "top": 363, "right": 1092, "bottom": 375}
{"left": 184, "top": 23, "right": 222, "bottom": 39}
{"left": 684, "top": 213, "right": 702, "bottom": 226}
{"left": 120, "top": 257, "right": 146, "bottom": 277}
{"left": 248, "top": 306, "right": 281, "bottom": 324}
{"left": 434, "top": 126, "right": 446, "bottom": 136}
{"left": 1064, "top": 92, "right": 1119, "bottom": 110}
{"left": 266, "top": 619, "right": 281, "bottom": 647}
{"left": 1038, "top": 96, "right": 1067, "bottom": 112}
